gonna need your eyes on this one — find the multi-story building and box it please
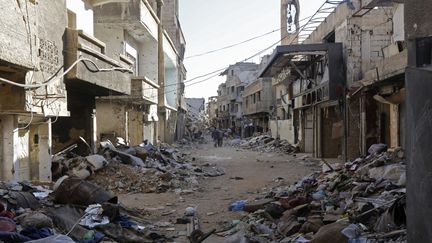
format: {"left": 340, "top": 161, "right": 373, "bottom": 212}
{"left": 0, "top": 0, "right": 186, "bottom": 181}
{"left": 93, "top": 0, "right": 186, "bottom": 145}
{"left": 0, "top": 0, "right": 70, "bottom": 181}
{"left": 242, "top": 56, "right": 273, "bottom": 137}
{"left": 216, "top": 62, "right": 258, "bottom": 133}
{"left": 303, "top": 1, "right": 406, "bottom": 159}
{"left": 261, "top": 0, "right": 406, "bottom": 159}
{"left": 52, "top": 0, "right": 133, "bottom": 155}
{"left": 242, "top": 77, "right": 273, "bottom": 136}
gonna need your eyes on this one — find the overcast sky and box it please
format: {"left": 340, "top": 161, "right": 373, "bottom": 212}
{"left": 179, "top": 0, "right": 323, "bottom": 100}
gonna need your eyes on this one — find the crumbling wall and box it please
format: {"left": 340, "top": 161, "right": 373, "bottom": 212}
{"left": 0, "top": 0, "right": 68, "bottom": 116}
{"left": 0, "top": 115, "right": 18, "bottom": 180}
{"left": 346, "top": 97, "right": 361, "bottom": 160}
{"left": 0, "top": 0, "right": 37, "bottom": 69}
{"left": 95, "top": 100, "right": 127, "bottom": 143}
{"left": 127, "top": 109, "right": 145, "bottom": 146}
{"left": 269, "top": 120, "right": 295, "bottom": 144}
{"left": 143, "top": 121, "right": 155, "bottom": 144}
{"left": 94, "top": 24, "right": 125, "bottom": 61}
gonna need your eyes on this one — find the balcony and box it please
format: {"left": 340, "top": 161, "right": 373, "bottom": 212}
{"left": 93, "top": 0, "right": 159, "bottom": 42}
{"left": 130, "top": 77, "right": 159, "bottom": 104}
{"left": 244, "top": 102, "right": 271, "bottom": 116}
{"left": 64, "top": 28, "right": 132, "bottom": 96}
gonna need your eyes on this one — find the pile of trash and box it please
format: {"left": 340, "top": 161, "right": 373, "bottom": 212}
{"left": 229, "top": 135, "right": 298, "bottom": 154}
{"left": 0, "top": 178, "right": 172, "bottom": 242}
{"left": 221, "top": 145, "right": 406, "bottom": 242}
{"left": 52, "top": 139, "right": 225, "bottom": 194}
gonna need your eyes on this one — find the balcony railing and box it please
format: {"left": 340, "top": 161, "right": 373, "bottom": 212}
{"left": 131, "top": 77, "right": 159, "bottom": 104}
{"left": 243, "top": 102, "right": 271, "bottom": 116}
{"left": 93, "top": 0, "right": 159, "bottom": 41}
{"left": 64, "top": 28, "right": 132, "bottom": 96}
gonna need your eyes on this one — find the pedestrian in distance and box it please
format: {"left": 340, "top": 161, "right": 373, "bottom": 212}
{"left": 211, "top": 126, "right": 219, "bottom": 147}
{"left": 217, "top": 129, "right": 223, "bottom": 147}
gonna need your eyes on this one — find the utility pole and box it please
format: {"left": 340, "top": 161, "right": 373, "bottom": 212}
{"left": 157, "top": 0, "right": 165, "bottom": 143}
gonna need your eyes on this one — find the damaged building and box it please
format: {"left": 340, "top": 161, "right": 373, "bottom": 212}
{"left": 260, "top": 43, "right": 345, "bottom": 157}
{"left": 0, "top": 0, "right": 186, "bottom": 182}
{"left": 0, "top": 0, "right": 69, "bottom": 181}
{"left": 255, "top": 0, "right": 407, "bottom": 159}
{"left": 216, "top": 62, "right": 258, "bottom": 134}
{"left": 242, "top": 56, "right": 273, "bottom": 137}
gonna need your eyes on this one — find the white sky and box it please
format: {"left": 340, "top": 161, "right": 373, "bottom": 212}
{"left": 179, "top": 0, "right": 323, "bottom": 101}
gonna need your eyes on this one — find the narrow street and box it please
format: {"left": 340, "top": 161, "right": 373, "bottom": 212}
{"left": 0, "top": 0, "right": 424, "bottom": 242}
{"left": 119, "top": 138, "right": 319, "bottom": 242}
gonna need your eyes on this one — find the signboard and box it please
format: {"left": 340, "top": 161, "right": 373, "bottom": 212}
{"left": 272, "top": 66, "right": 291, "bottom": 85}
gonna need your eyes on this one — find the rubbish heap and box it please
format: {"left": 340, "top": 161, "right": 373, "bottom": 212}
{"left": 0, "top": 178, "right": 173, "bottom": 242}
{"left": 229, "top": 135, "right": 298, "bottom": 154}
{"left": 221, "top": 146, "right": 406, "bottom": 243}
{"left": 52, "top": 140, "right": 225, "bottom": 194}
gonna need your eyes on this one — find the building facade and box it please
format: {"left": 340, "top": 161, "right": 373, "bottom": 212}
{"left": 93, "top": 0, "right": 187, "bottom": 145}
{"left": 215, "top": 62, "right": 258, "bottom": 134}
{"left": 0, "top": 0, "right": 186, "bottom": 182}
{"left": 260, "top": 0, "right": 406, "bottom": 159}
{"left": 0, "top": 0, "right": 69, "bottom": 181}
{"left": 206, "top": 96, "right": 218, "bottom": 127}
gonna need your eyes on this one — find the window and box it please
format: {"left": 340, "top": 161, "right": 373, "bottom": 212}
{"left": 231, "top": 70, "right": 234, "bottom": 76}
{"left": 231, "top": 86, "right": 235, "bottom": 93}
{"left": 258, "top": 91, "right": 261, "bottom": 101}
{"left": 253, "top": 94, "right": 256, "bottom": 104}
{"left": 125, "top": 42, "right": 138, "bottom": 75}
{"left": 246, "top": 97, "right": 249, "bottom": 108}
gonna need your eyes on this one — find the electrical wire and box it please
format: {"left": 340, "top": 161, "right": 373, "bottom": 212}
{"left": 151, "top": 0, "right": 347, "bottom": 101}
{"left": 140, "top": 16, "right": 321, "bottom": 94}
{"left": 185, "top": 28, "right": 280, "bottom": 59}
{"left": 184, "top": 14, "right": 314, "bottom": 60}
{"left": 0, "top": 58, "right": 133, "bottom": 89}
{"left": 2, "top": 57, "right": 131, "bottom": 128}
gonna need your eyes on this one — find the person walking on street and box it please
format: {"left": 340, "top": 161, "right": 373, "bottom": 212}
{"left": 217, "top": 129, "right": 223, "bottom": 147}
{"left": 211, "top": 127, "right": 219, "bottom": 147}
{"left": 211, "top": 127, "right": 223, "bottom": 147}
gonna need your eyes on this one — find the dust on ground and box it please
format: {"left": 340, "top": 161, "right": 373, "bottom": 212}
{"left": 118, "top": 141, "right": 319, "bottom": 242}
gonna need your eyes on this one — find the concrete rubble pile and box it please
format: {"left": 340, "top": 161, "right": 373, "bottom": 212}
{"left": 0, "top": 179, "right": 175, "bottom": 242}
{"left": 229, "top": 135, "right": 298, "bottom": 154}
{"left": 52, "top": 140, "right": 225, "bottom": 194}
{"left": 221, "top": 146, "right": 406, "bottom": 243}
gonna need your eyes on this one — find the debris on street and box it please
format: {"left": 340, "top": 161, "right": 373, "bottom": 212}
{"left": 219, "top": 146, "right": 407, "bottom": 243}
{"left": 0, "top": 179, "right": 170, "bottom": 242}
{"left": 229, "top": 135, "right": 298, "bottom": 154}
{"left": 52, "top": 139, "right": 225, "bottom": 194}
